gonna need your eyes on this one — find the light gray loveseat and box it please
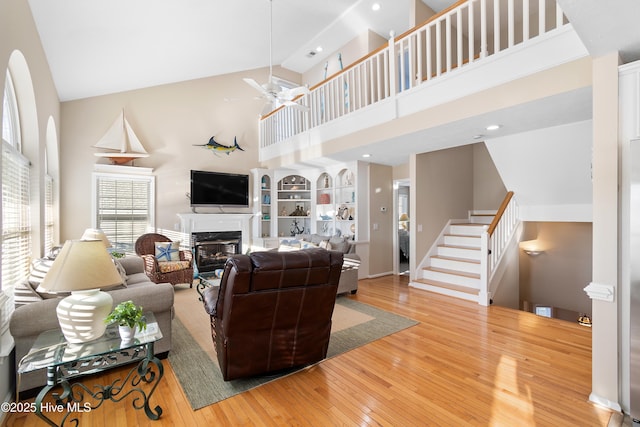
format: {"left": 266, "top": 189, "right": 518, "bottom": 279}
{"left": 9, "top": 255, "right": 174, "bottom": 394}
{"left": 279, "top": 234, "right": 360, "bottom": 295}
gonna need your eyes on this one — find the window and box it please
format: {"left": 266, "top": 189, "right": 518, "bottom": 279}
{"left": 93, "top": 172, "right": 155, "bottom": 253}
{"left": 2, "top": 71, "right": 21, "bottom": 152}
{"left": 2, "top": 70, "right": 31, "bottom": 305}
{"left": 44, "top": 173, "right": 54, "bottom": 254}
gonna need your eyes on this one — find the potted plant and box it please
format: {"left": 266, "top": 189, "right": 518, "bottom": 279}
{"left": 105, "top": 300, "right": 147, "bottom": 342}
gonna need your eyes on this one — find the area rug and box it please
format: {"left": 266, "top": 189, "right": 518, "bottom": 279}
{"left": 168, "top": 285, "right": 418, "bottom": 410}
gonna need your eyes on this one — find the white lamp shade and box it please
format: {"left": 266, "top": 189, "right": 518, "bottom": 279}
{"left": 38, "top": 239, "right": 123, "bottom": 293}
{"left": 38, "top": 239, "right": 122, "bottom": 343}
{"left": 81, "top": 228, "right": 111, "bottom": 248}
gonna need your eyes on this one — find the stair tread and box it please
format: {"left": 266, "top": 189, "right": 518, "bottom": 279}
{"left": 451, "top": 223, "right": 486, "bottom": 226}
{"left": 413, "top": 278, "right": 479, "bottom": 295}
{"left": 423, "top": 266, "right": 481, "bottom": 279}
{"left": 444, "top": 233, "right": 482, "bottom": 238}
{"left": 431, "top": 255, "right": 480, "bottom": 264}
{"left": 438, "top": 244, "right": 481, "bottom": 251}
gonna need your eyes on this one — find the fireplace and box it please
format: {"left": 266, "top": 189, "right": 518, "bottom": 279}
{"left": 192, "top": 231, "right": 241, "bottom": 273}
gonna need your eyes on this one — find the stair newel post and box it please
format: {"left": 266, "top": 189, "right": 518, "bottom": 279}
{"left": 479, "top": 225, "right": 491, "bottom": 306}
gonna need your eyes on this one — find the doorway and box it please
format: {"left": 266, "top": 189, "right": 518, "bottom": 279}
{"left": 395, "top": 180, "right": 410, "bottom": 275}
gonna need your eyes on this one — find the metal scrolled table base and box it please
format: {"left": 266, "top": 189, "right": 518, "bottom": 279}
{"left": 34, "top": 343, "right": 163, "bottom": 426}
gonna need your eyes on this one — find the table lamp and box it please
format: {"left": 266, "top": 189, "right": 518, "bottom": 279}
{"left": 38, "top": 239, "right": 123, "bottom": 343}
{"left": 399, "top": 213, "right": 409, "bottom": 230}
{"left": 81, "top": 228, "right": 111, "bottom": 248}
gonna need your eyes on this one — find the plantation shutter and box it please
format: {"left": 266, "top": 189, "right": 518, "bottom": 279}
{"left": 44, "top": 174, "right": 54, "bottom": 254}
{"left": 94, "top": 173, "right": 154, "bottom": 253}
{"left": 1, "top": 140, "right": 31, "bottom": 289}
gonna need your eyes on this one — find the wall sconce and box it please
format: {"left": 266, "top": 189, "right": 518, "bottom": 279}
{"left": 519, "top": 240, "right": 544, "bottom": 256}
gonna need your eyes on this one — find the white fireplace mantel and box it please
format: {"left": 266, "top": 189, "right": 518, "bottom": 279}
{"left": 177, "top": 213, "right": 253, "bottom": 253}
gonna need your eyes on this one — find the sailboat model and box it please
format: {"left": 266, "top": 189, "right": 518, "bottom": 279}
{"left": 93, "top": 110, "right": 149, "bottom": 165}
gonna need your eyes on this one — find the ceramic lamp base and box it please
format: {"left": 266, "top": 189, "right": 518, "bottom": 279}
{"left": 56, "top": 289, "right": 113, "bottom": 343}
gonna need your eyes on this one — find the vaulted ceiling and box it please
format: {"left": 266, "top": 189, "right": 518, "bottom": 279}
{"left": 27, "top": 0, "right": 454, "bottom": 101}
{"left": 26, "top": 0, "right": 640, "bottom": 103}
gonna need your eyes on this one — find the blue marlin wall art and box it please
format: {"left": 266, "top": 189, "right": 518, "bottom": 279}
{"left": 194, "top": 136, "right": 244, "bottom": 156}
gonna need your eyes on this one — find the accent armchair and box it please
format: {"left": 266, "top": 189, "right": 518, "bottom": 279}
{"left": 202, "top": 248, "right": 344, "bottom": 381}
{"left": 135, "top": 233, "right": 194, "bottom": 287}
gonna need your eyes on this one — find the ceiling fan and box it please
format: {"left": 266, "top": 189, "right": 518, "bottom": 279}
{"left": 243, "top": 0, "right": 310, "bottom": 116}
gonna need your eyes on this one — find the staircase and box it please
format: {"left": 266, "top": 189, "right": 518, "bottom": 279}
{"left": 410, "top": 192, "right": 520, "bottom": 306}
{"left": 411, "top": 212, "right": 494, "bottom": 304}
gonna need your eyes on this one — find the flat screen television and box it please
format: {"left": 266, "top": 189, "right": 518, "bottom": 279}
{"left": 190, "top": 170, "right": 249, "bottom": 208}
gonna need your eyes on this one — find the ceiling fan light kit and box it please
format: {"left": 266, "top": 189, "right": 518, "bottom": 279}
{"left": 243, "top": 0, "right": 309, "bottom": 116}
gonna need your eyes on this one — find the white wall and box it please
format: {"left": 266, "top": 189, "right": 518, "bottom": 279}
{"left": 0, "top": 0, "right": 61, "bottom": 407}
{"left": 485, "top": 120, "right": 593, "bottom": 222}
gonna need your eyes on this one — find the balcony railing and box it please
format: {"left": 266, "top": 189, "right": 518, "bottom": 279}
{"left": 260, "top": 0, "right": 567, "bottom": 150}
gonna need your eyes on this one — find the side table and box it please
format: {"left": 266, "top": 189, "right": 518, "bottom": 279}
{"left": 18, "top": 312, "right": 164, "bottom": 426}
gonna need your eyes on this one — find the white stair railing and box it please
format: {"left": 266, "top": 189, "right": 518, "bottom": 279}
{"left": 479, "top": 192, "right": 519, "bottom": 305}
{"left": 259, "top": 0, "right": 567, "bottom": 149}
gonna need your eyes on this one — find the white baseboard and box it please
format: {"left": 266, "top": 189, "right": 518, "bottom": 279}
{"left": 368, "top": 271, "right": 393, "bottom": 279}
{"left": 589, "top": 392, "right": 622, "bottom": 413}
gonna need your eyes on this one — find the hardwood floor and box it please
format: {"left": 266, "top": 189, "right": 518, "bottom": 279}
{"left": 4, "top": 275, "right": 614, "bottom": 426}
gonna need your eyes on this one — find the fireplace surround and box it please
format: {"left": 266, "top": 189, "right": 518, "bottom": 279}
{"left": 192, "top": 231, "right": 241, "bottom": 273}
{"left": 177, "top": 213, "right": 253, "bottom": 269}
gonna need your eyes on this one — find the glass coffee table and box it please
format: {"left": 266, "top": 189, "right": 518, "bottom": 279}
{"left": 18, "top": 312, "right": 164, "bottom": 426}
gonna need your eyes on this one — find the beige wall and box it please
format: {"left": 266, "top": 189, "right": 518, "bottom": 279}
{"left": 412, "top": 145, "right": 474, "bottom": 266}
{"left": 302, "top": 30, "right": 387, "bottom": 87}
{"left": 0, "top": 0, "right": 61, "bottom": 405}
{"left": 519, "top": 221, "right": 592, "bottom": 315}
{"left": 59, "top": 67, "right": 300, "bottom": 241}
{"left": 411, "top": 0, "right": 436, "bottom": 27}
{"left": 368, "top": 163, "right": 394, "bottom": 276}
{"left": 0, "top": 0, "right": 61, "bottom": 258}
{"left": 393, "top": 163, "right": 410, "bottom": 181}
{"left": 473, "top": 143, "right": 507, "bottom": 210}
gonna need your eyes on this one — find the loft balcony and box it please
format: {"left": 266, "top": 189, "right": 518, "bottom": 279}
{"left": 258, "top": 0, "right": 589, "bottom": 167}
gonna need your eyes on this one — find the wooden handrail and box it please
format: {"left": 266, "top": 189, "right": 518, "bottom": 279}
{"left": 259, "top": 0, "right": 472, "bottom": 121}
{"left": 395, "top": 0, "right": 469, "bottom": 42}
{"left": 487, "top": 191, "right": 514, "bottom": 236}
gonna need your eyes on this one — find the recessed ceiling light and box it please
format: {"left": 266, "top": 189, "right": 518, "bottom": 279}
{"left": 473, "top": 134, "right": 484, "bottom": 139}
{"left": 362, "top": 153, "right": 371, "bottom": 158}
{"left": 486, "top": 124, "right": 501, "bottom": 131}
{"left": 315, "top": 46, "right": 323, "bottom": 53}
{"left": 372, "top": 3, "right": 381, "bottom": 11}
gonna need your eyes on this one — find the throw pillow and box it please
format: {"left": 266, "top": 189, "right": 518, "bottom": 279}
{"left": 328, "top": 237, "right": 350, "bottom": 254}
{"left": 279, "top": 239, "right": 301, "bottom": 252}
{"left": 114, "top": 259, "right": 128, "bottom": 286}
{"left": 158, "top": 260, "right": 191, "bottom": 273}
{"left": 300, "top": 241, "right": 318, "bottom": 249}
{"left": 155, "top": 241, "right": 181, "bottom": 262}
{"left": 28, "top": 257, "right": 55, "bottom": 288}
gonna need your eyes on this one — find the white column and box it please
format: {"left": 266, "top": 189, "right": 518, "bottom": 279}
{"left": 589, "top": 52, "right": 622, "bottom": 412}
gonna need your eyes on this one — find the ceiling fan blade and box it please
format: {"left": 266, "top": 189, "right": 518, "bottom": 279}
{"left": 283, "top": 100, "right": 310, "bottom": 112}
{"left": 243, "top": 78, "right": 267, "bottom": 94}
{"left": 287, "top": 86, "right": 310, "bottom": 97}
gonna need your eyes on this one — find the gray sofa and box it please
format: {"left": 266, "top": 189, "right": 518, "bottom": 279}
{"left": 9, "top": 255, "right": 174, "bottom": 393}
{"left": 280, "top": 234, "right": 360, "bottom": 295}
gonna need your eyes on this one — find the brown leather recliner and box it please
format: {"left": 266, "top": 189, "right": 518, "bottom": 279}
{"left": 202, "top": 248, "right": 344, "bottom": 381}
